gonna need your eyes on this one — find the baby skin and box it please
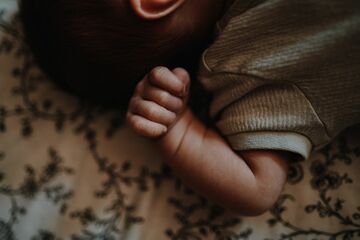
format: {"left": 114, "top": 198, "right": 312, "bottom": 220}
{"left": 127, "top": 66, "right": 289, "bottom": 215}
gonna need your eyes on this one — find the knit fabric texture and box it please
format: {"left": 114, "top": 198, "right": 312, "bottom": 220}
{"left": 198, "top": 0, "right": 360, "bottom": 158}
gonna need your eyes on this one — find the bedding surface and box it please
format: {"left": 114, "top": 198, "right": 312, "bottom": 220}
{"left": 0, "top": 1, "right": 360, "bottom": 239}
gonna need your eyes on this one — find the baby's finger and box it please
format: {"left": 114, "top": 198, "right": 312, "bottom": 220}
{"left": 172, "top": 67, "right": 191, "bottom": 101}
{"left": 129, "top": 97, "right": 176, "bottom": 126}
{"left": 127, "top": 113, "right": 167, "bottom": 138}
{"left": 142, "top": 82, "right": 183, "bottom": 112}
{"left": 134, "top": 78, "right": 145, "bottom": 96}
{"left": 148, "top": 67, "right": 186, "bottom": 97}
{"left": 172, "top": 68, "right": 190, "bottom": 89}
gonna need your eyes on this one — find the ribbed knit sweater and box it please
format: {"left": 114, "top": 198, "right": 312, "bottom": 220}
{"left": 198, "top": 0, "right": 360, "bottom": 159}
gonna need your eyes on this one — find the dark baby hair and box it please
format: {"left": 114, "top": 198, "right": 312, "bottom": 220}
{"left": 19, "top": 0, "right": 205, "bottom": 106}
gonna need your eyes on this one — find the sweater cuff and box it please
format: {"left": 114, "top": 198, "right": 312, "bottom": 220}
{"left": 227, "top": 131, "right": 313, "bottom": 160}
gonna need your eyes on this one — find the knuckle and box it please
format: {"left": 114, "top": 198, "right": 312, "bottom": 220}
{"left": 127, "top": 113, "right": 166, "bottom": 138}
{"left": 145, "top": 105, "right": 158, "bottom": 118}
{"left": 175, "top": 67, "right": 187, "bottom": 77}
{"left": 149, "top": 67, "right": 167, "bottom": 83}
{"left": 168, "top": 112, "right": 177, "bottom": 122}
{"left": 158, "top": 91, "right": 170, "bottom": 103}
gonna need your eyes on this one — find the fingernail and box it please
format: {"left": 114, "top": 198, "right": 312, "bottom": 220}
{"left": 181, "top": 84, "right": 189, "bottom": 97}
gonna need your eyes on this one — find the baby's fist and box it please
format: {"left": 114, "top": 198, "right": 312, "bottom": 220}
{"left": 127, "top": 67, "right": 190, "bottom": 138}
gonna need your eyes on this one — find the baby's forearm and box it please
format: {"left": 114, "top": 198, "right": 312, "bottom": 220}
{"left": 127, "top": 67, "right": 289, "bottom": 215}
{"left": 157, "top": 109, "right": 289, "bottom": 215}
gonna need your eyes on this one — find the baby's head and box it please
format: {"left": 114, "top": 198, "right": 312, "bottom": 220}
{"left": 20, "top": 0, "right": 225, "bottom": 105}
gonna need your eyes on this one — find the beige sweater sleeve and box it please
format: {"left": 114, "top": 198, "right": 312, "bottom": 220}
{"left": 198, "top": 0, "right": 360, "bottom": 159}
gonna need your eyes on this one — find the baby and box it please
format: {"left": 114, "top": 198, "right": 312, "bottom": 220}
{"left": 20, "top": 0, "right": 360, "bottom": 215}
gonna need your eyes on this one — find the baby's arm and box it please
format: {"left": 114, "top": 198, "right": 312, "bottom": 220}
{"left": 127, "top": 67, "right": 289, "bottom": 215}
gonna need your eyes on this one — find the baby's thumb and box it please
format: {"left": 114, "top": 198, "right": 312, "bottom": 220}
{"left": 172, "top": 68, "right": 190, "bottom": 97}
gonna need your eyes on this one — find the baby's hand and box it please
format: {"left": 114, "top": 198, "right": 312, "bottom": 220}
{"left": 127, "top": 67, "right": 190, "bottom": 138}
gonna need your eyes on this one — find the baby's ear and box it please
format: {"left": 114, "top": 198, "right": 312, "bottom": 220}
{"left": 129, "top": 0, "right": 185, "bottom": 20}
